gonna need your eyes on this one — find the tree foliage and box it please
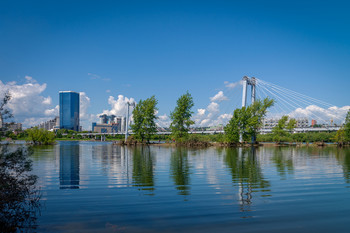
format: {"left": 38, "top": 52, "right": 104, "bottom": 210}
{"left": 0, "top": 91, "right": 13, "bottom": 137}
{"left": 0, "top": 145, "right": 40, "bottom": 232}
{"left": 170, "top": 92, "right": 194, "bottom": 140}
{"left": 334, "top": 110, "right": 350, "bottom": 144}
{"left": 224, "top": 97, "right": 274, "bottom": 143}
{"left": 345, "top": 110, "right": 350, "bottom": 142}
{"left": 131, "top": 96, "right": 158, "bottom": 143}
{"left": 26, "top": 127, "right": 56, "bottom": 145}
{"left": 272, "top": 116, "right": 297, "bottom": 142}
{"left": 0, "top": 91, "right": 13, "bottom": 122}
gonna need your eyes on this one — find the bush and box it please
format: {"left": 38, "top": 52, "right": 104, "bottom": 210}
{"left": 26, "top": 128, "right": 56, "bottom": 145}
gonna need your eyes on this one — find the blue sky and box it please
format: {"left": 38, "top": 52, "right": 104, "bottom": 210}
{"left": 1, "top": 0, "right": 350, "bottom": 129}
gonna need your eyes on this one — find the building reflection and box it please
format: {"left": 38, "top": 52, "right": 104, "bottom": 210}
{"left": 224, "top": 147, "right": 270, "bottom": 213}
{"left": 59, "top": 142, "right": 80, "bottom": 189}
{"left": 170, "top": 147, "right": 190, "bottom": 196}
{"left": 91, "top": 144, "right": 133, "bottom": 187}
{"left": 132, "top": 146, "right": 155, "bottom": 194}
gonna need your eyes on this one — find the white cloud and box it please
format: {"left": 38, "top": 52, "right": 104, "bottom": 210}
{"left": 197, "top": 109, "right": 206, "bottom": 116}
{"left": 192, "top": 101, "right": 233, "bottom": 127}
{"left": 210, "top": 91, "right": 228, "bottom": 102}
{"left": 0, "top": 77, "right": 97, "bottom": 130}
{"left": 207, "top": 102, "right": 219, "bottom": 113}
{"left": 45, "top": 105, "right": 59, "bottom": 116}
{"left": 157, "top": 113, "right": 171, "bottom": 128}
{"left": 80, "top": 92, "right": 97, "bottom": 130}
{"left": 100, "top": 95, "right": 136, "bottom": 117}
{"left": 0, "top": 77, "right": 57, "bottom": 128}
{"left": 288, "top": 105, "right": 350, "bottom": 124}
{"left": 224, "top": 80, "right": 242, "bottom": 89}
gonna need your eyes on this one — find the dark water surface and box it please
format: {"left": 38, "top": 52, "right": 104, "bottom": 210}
{"left": 31, "top": 141, "right": 350, "bottom": 233}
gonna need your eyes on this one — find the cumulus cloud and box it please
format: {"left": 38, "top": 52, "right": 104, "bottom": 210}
{"left": 100, "top": 95, "right": 136, "bottom": 117}
{"left": 192, "top": 100, "right": 233, "bottom": 127}
{"left": 157, "top": 113, "right": 171, "bottom": 128}
{"left": 0, "top": 77, "right": 95, "bottom": 130}
{"left": 101, "top": 95, "right": 173, "bottom": 129}
{"left": 80, "top": 92, "right": 97, "bottom": 129}
{"left": 207, "top": 102, "right": 220, "bottom": 113}
{"left": 0, "top": 77, "right": 58, "bottom": 127}
{"left": 197, "top": 109, "right": 206, "bottom": 116}
{"left": 288, "top": 105, "right": 350, "bottom": 124}
{"left": 210, "top": 91, "right": 228, "bottom": 102}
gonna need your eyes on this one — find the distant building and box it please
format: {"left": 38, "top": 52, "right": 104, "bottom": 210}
{"left": 92, "top": 115, "right": 125, "bottom": 133}
{"left": 5, "top": 123, "right": 22, "bottom": 131}
{"left": 262, "top": 118, "right": 279, "bottom": 129}
{"left": 296, "top": 118, "right": 309, "bottom": 128}
{"left": 59, "top": 91, "right": 80, "bottom": 131}
{"left": 35, "top": 117, "right": 59, "bottom": 131}
{"left": 262, "top": 117, "right": 309, "bottom": 129}
{"left": 311, "top": 119, "right": 317, "bottom": 127}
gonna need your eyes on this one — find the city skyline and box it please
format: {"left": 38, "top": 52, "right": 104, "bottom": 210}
{"left": 1, "top": 1, "right": 350, "bottom": 129}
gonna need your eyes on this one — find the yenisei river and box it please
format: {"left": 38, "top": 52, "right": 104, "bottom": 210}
{"left": 30, "top": 141, "right": 350, "bottom": 233}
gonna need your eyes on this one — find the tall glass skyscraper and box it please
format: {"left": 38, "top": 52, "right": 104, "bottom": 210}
{"left": 59, "top": 91, "right": 80, "bottom": 131}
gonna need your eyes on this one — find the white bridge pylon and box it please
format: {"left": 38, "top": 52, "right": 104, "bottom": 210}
{"left": 240, "top": 76, "right": 257, "bottom": 142}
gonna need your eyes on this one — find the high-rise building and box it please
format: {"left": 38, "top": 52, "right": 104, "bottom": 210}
{"left": 59, "top": 91, "right": 80, "bottom": 131}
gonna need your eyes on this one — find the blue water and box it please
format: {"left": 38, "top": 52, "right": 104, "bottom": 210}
{"left": 30, "top": 141, "right": 350, "bottom": 233}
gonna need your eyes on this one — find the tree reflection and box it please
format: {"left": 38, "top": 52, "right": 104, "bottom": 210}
{"left": 224, "top": 147, "right": 270, "bottom": 212}
{"left": 0, "top": 145, "right": 41, "bottom": 232}
{"left": 335, "top": 148, "right": 350, "bottom": 183}
{"left": 170, "top": 147, "right": 190, "bottom": 196}
{"left": 132, "top": 146, "right": 155, "bottom": 193}
{"left": 271, "top": 147, "right": 294, "bottom": 179}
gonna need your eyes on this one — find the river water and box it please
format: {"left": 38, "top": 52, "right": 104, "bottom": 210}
{"left": 29, "top": 141, "right": 350, "bottom": 232}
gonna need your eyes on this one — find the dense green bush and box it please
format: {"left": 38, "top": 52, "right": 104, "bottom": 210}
{"left": 26, "top": 127, "right": 56, "bottom": 145}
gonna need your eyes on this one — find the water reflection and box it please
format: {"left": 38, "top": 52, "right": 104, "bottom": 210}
{"left": 225, "top": 147, "right": 270, "bottom": 212}
{"left": 271, "top": 147, "right": 294, "bottom": 179}
{"left": 334, "top": 148, "right": 350, "bottom": 183}
{"left": 0, "top": 145, "right": 41, "bottom": 232}
{"left": 170, "top": 147, "right": 191, "bottom": 196}
{"left": 59, "top": 142, "right": 80, "bottom": 189}
{"left": 132, "top": 146, "right": 155, "bottom": 194}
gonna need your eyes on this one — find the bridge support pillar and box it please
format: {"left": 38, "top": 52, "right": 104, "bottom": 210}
{"left": 240, "top": 76, "right": 257, "bottom": 143}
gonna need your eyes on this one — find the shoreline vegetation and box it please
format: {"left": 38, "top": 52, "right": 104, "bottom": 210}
{"left": 1, "top": 93, "right": 350, "bottom": 148}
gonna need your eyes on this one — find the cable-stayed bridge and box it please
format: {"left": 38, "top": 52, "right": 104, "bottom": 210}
{"left": 89, "top": 76, "right": 347, "bottom": 138}
{"left": 155, "top": 76, "right": 348, "bottom": 132}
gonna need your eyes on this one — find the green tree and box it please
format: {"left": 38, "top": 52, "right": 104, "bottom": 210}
{"left": 345, "top": 110, "right": 350, "bottom": 142}
{"left": 272, "top": 116, "right": 289, "bottom": 142}
{"left": 224, "top": 108, "right": 244, "bottom": 143}
{"left": 131, "top": 96, "right": 158, "bottom": 143}
{"left": 0, "top": 91, "right": 13, "bottom": 138}
{"left": 224, "top": 97, "right": 274, "bottom": 143}
{"left": 246, "top": 98, "right": 275, "bottom": 142}
{"left": 170, "top": 92, "right": 194, "bottom": 140}
{"left": 286, "top": 118, "right": 297, "bottom": 133}
{"left": 334, "top": 128, "right": 346, "bottom": 144}
{"left": 26, "top": 127, "right": 56, "bottom": 145}
{"left": 272, "top": 116, "right": 297, "bottom": 142}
